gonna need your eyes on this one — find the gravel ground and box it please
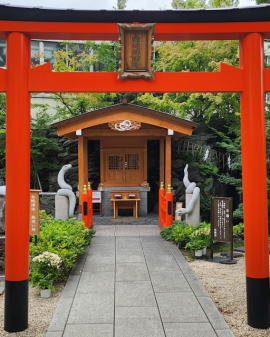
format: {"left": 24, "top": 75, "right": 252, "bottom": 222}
{"left": 190, "top": 256, "right": 270, "bottom": 337}
{"left": 0, "top": 284, "right": 64, "bottom": 337}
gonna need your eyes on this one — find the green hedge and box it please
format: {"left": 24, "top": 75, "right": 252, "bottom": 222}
{"left": 30, "top": 211, "right": 95, "bottom": 284}
{"left": 160, "top": 221, "right": 211, "bottom": 250}
{"left": 161, "top": 221, "right": 244, "bottom": 253}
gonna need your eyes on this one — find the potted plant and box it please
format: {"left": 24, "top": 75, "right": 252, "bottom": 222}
{"left": 30, "top": 251, "right": 62, "bottom": 298}
{"left": 171, "top": 222, "right": 193, "bottom": 248}
{"left": 185, "top": 238, "right": 207, "bottom": 257}
{"left": 188, "top": 224, "right": 212, "bottom": 256}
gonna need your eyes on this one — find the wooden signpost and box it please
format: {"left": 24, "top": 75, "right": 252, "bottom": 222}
{"left": 29, "top": 190, "right": 41, "bottom": 236}
{"left": 118, "top": 23, "right": 155, "bottom": 79}
{"left": 211, "top": 197, "right": 235, "bottom": 264}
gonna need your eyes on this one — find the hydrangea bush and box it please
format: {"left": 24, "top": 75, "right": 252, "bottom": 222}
{"left": 31, "top": 251, "right": 62, "bottom": 290}
{"left": 30, "top": 211, "right": 95, "bottom": 290}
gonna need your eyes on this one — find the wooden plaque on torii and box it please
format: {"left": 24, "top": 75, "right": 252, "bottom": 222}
{"left": 118, "top": 23, "right": 155, "bottom": 79}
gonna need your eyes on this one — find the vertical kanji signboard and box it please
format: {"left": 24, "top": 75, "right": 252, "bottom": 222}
{"left": 211, "top": 197, "right": 233, "bottom": 243}
{"left": 29, "top": 190, "right": 40, "bottom": 236}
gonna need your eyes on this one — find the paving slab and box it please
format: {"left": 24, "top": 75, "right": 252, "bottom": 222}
{"left": 68, "top": 292, "right": 114, "bottom": 324}
{"left": 84, "top": 253, "right": 115, "bottom": 265}
{"left": 150, "top": 270, "right": 192, "bottom": 293}
{"left": 116, "top": 262, "right": 149, "bottom": 281}
{"left": 46, "top": 223, "right": 235, "bottom": 337}
{"left": 156, "top": 292, "right": 208, "bottom": 323}
{"left": 184, "top": 271, "right": 209, "bottom": 297}
{"left": 146, "top": 255, "right": 180, "bottom": 271}
{"left": 88, "top": 244, "right": 115, "bottom": 253}
{"left": 83, "top": 260, "right": 115, "bottom": 272}
{"left": 61, "top": 275, "right": 80, "bottom": 298}
{"left": 47, "top": 297, "right": 74, "bottom": 332}
{"left": 216, "top": 330, "right": 235, "bottom": 337}
{"left": 116, "top": 248, "right": 145, "bottom": 263}
{"left": 63, "top": 324, "right": 113, "bottom": 337}
{"left": 116, "top": 237, "right": 142, "bottom": 250}
{"left": 115, "top": 280, "right": 156, "bottom": 307}
{"left": 197, "top": 296, "right": 230, "bottom": 330}
{"left": 77, "top": 271, "right": 115, "bottom": 293}
{"left": 115, "top": 306, "right": 165, "bottom": 337}
{"left": 46, "top": 332, "right": 63, "bottom": 337}
{"left": 70, "top": 248, "right": 89, "bottom": 276}
{"left": 164, "top": 322, "right": 216, "bottom": 337}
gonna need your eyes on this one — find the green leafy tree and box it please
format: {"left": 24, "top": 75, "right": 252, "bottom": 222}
{"left": 137, "top": 39, "right": 239, "bottom": 123}
{"left": 0, "top": 95, "right": 63, "bottom": 189}
{"left": 30, "top": 103, "right": 63, "bottom": 190}
{"left": 135, "top": 0, "right": 239, "bottom": 123}
{"left": 172, "top": 0, "right": 239, "bottom": 7}
{"left": 116, "top": 0, "right": 127, "bottom": 9}
{"left": 52, "top": 41, "right": 122, "bottom": 119}
{"left": 172, "top": 0, "right": 206, "bottom": 8}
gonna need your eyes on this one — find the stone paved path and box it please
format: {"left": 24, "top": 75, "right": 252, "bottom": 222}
{"left": 93, "top": 215, "right": 159, "bottom": 226}
{"left": 46, "top": 225, "right": 234, "bottom": 337}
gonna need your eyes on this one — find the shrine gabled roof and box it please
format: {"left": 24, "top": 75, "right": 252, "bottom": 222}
{"left": 0, "top": 4, "right": 270, "bottom": 23}
{"left": 52, "top": 102, "right": 198, "bottom": 137}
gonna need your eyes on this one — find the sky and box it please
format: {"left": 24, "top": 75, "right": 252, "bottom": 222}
{"left": 0, "top": 0, "right": 256, "bottom": 10}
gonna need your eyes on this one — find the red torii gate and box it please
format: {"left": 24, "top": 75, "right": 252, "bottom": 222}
{"left": 0, "top": 4, "right": 270, "bottom": 332}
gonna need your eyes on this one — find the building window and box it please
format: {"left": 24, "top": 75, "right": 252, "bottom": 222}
{"left": 125, "top": 154, "right": 139, "bottom": 170}
{"left": 109, "top": 155, "right": 123, "bottom": 170}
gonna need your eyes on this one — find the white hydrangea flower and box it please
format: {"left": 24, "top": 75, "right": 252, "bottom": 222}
{"left": 32, "top": 251, "right": 62, "bottom": 269}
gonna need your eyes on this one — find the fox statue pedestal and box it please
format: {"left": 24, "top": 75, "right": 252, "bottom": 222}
{"left": 55, "top": 195, "right": 69, "bottom": 220}
{"left": 185, "top": 192, "right": 200, "bottom": 227}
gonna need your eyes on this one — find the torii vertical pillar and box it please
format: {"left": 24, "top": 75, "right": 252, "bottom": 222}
{"left": 5, "top": 32, "right": 30, "bottom": 332}
{"left": 240, "top": 33, "right": 270, "bottom": 329}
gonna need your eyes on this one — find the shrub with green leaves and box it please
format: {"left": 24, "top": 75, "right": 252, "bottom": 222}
{"left": 160, "top": 225, "right": 175, "bottom": 241}
{"left": 185, "top": 238, "right": 206, "bottom": 251}
{"left": 30, "top": 211, "right": 95, "bottom": 279}
{"left": 233, "top": 223, "right": 244, "bottom": 239}
{"left": 160, "top": 221, "right": 193, "bottom": 247}
{"left": 190, "top": 222, "right": 211, "bottom": 247}
{"left": 171, "top": 222, "right": 193, "bottom": 247}
{"left": 160, "top": 221, "right": 213, "bottom": 251}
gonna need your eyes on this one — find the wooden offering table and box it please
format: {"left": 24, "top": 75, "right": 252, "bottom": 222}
{"left": 110, "top": 191, "right": 140, "bottom": 218}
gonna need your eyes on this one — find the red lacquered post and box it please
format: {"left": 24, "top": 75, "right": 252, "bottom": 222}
{"left": 165, "top": 184, "right": 173, "bottom": 227}
{"left": 87, "top": 182, "right": 93, "bottom": 228}
{"left": 5, "top": 32, "right": 30, "bottom": 333}
{"left": 159, "top": 182, "right": 165, "bottom": 227}
{"left": 240, "top": 33, "right": 269, "bottom": 329}
{"left": 81, "top": 185, "right": 89, "bottom": 228}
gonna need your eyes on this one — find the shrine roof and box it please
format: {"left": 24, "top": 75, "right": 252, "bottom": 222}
{"left": 0, "top": 4, "right": 270, "bottom": 23}
{"left": 52, "top": 102, "right": 198, "bottom": 137}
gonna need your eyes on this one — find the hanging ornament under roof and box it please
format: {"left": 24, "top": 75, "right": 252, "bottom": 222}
{"left": 108, "top": 120, "right": 141, "bottom": 131}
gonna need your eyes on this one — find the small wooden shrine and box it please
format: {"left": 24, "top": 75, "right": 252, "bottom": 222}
{"left": 53, "top": 102, "right": 197, "bottom": 216}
